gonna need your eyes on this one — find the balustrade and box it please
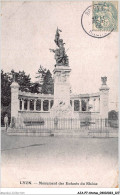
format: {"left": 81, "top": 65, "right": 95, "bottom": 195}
{"left": 18, "top": 96, "right": 100, "bottom": 113}
{"left": 19, "top": 98, "right": 53, "bottom": 112}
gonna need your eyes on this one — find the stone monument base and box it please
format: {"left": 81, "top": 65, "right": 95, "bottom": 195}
{"left": 50, "top": 104, "right": 73, "bottom": 118}
{"left": 51, "top": 65, "right": 72, "bottom": 118}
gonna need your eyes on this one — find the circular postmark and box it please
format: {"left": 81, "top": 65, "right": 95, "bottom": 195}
{"left": 81, "top": 2, "right": 118, "bottom": 38}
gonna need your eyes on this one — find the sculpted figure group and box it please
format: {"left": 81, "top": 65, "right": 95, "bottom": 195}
{"left": 50, "top": 28, "right": 69, "bottom": 66}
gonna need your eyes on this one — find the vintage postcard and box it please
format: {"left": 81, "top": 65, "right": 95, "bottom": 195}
{"left": 1, "top": 0, "right": 119, "bottom": 193}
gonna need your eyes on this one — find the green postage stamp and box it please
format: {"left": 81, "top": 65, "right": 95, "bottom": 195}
{"left": 92, "top": 1, "right": 118, "bottom": 31}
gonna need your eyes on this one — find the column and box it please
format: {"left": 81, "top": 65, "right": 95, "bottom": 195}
{"left": 48, "top": 100, "right": 51, "bottom": 111}
{"left": 34, "top": 99, "right": 37, "bottom": 111}
{"left": 72, "top": 100, "right": 75, "bottom": 112}
{"left": 41, "top": 99, "right": 43, "bottom": 111}
{"left": 27, "top": 99, "right": 29, "bottom": 110}
{"left": 10, "top": 81, "right": 19, "bottom": 119}
{"left": 99, "top": 77, "right": 109, "bottom": 118}
{"left": 79, "top": 99, "right": 81, "bottom": 111}
{"left": 28, "top": 99, "right": 31, "bottom": 110}
{"left": 86, "top": 99, "right": 89, "bottom": 111}
{"left": 22, "top": 99, "right": 24, "bottom": 110}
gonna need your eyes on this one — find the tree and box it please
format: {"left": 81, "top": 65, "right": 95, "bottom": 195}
{"left": 42, "top": 70, "right": 54, "bottom": 94}
{"left": 1, "top": 67, "right": 54, "bottom": 125}
{"left": 1, "top": 70, "right": 32, "bottom": 125}
{"left": 34, "top": 66, "right": 54, "bottom": 94}
{"left": 30, "top": 82, "right": 40, "bottom": 93}
{"left": 1, "top": 70, "right": 11, "bottom": 125}
{"left": 35, "top": 65, "right": 47, "bottom": 85}
{"left": 31, "top": 65, "right": 47, "bottom": 93}
{"left": 1, "top": 70, "right": 11, "bottom": 107}
{"left": 8, "top": 70, "right": 31, "bottom": 92}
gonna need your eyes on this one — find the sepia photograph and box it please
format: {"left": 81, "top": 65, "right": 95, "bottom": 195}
{"left": 1, "top": 0, "right": 119, "bottom": 191}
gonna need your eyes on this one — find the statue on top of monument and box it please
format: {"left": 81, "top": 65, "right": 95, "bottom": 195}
{"left": 101, "top": 76, "right": 107, "bottom": 85}
{"left": 50, "top": 28, "right": 69, "bottom": 67}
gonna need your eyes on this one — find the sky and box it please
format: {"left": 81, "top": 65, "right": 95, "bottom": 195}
{"left": 1, "top": 1, "right": 119, "bottom": 110}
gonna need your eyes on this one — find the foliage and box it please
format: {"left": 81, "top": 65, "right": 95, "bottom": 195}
{"left": 108, "top": 110, "right": 118, "bottom": 120}
{"left": 1, "top": 70, "right": 32, "bottom": 125}
{"left": 42, "top": 70, "right": 54, "bottom": 94}
{"left": 1, "top": 70, "right": 11, "bottom": 107}
{"left": 34, "top": 65, "right": 54, "bottom": 94}
{"left": 1, "top": 66, "right": 54, "bottom": 125}
{"left": 8, "top": 70, "right": 31, "bottom": 92}
{"left": 36, "top": 65, "right": 47, "bottom": 79}
{"left": 30, "top": 82, "right": 40, "bottom": 93}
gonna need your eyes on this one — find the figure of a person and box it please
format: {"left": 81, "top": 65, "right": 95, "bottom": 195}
{"left": 50, "top": 28, "right": 69, "bottom": 66}
{"left": 4, "top": 114, "right": 8, "bottom": 131}
{"left": 54, "top": 28, "right": 62, "bottom": 46}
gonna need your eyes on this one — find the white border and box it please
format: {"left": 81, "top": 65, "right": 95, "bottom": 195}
{"left": 0, "top": 0, "right": 120, "bottom": 194}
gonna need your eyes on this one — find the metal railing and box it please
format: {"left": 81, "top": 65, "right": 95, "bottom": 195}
{"left": 11, "top": 117, "right": 119, "bottom": 131}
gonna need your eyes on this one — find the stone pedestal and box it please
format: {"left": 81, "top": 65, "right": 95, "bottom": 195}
{"left": 99, "top": 83, "right": 109, "bottom": 119}
{"left": 50, "top": 66, "right": 73, "bottom": 118}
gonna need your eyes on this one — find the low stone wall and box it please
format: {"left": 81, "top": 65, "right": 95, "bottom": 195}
{"left": 18, "top": 111, "right": 50, "bottom": 119}
{"left": 91, "top": 112, "right": 101, "bottom": 119}
{"left": 18, "top": 110, "right": 94, "bottom": 120}
{"left": 78, "top": 112, "right": 91, "bottom": 119}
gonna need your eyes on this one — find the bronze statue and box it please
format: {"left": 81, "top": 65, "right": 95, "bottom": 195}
{"left": 50, "top": 28, "right": 69, "bottom": 66}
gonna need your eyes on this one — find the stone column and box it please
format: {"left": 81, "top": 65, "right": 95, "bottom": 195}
{"left": 10, "top": 81, "right": 20, "bottom": 120}
{"left": 34, "top": 99, "right": 37, "bottom": 111}
{"left": 29, "top": 100, "right": 30, "bottom": 110}
{"left": 41, "top": 99, "right": 43, "bottom": 111}
{"left": 86, "top": 99, "right": 89, "bottom": 111}
{"left": 48, "top": 100, "right": 51, "bottom": 111}
{"left": 72, "top": 100, "right": 75, "bottom": 112}
{"left": 27, "top": 99, "right": 30, "bottom": 110}
{"left": 99, "top": 77, "right": 109, "bottom": 119}
{"left": 22, "top": 99, "right": 24, "bottom": 110}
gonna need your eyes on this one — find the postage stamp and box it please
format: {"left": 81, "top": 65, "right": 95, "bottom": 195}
{"left": 92, "top": 1, "right": 118, "bottom": 31}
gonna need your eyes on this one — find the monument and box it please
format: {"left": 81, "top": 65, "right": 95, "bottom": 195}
{"left": 8, "top": 29, "right": 110, "bottom": 132}
{"left": 99, "top": 76, "right": 109, "bottom": 119}
{"left": 50, "top": 28, "right": 72, "bottom": 118}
